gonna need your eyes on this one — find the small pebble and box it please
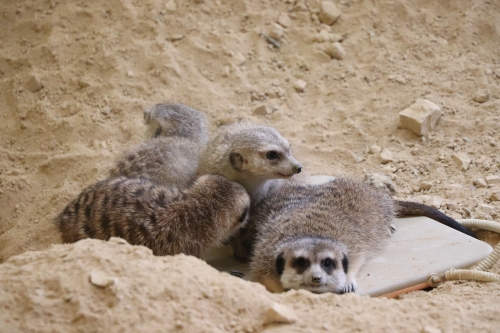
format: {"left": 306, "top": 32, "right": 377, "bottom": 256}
{"left": 420, "top": 181, "right": 432, "bottom": 191}
{"left": 277, "top": 13, "right": 291, "bottom": 28}
{"left": 324, "top": 42, "right": 345, "bottom": 60}
{"left": 485, "top": 175, "right": 500, "bottom": 185}
{"left": 26, "top": 74, "right": 43, "bottom": 92}
{"left": 165, "top": 0, "right": 177, "bottom": 11}
{"left": 263, "top": 303, "right": 296, "bottom": 325}
{"left": 253, "top": 104, "right": 271, "bottom": 116}
{"left": 233, "top": 52, "right": 246, "bottom": 66}
{"left": 473, "top": 89, "right": 489, "bottom": 103}
{"left": 318, "top": 1, "right": 342, "bottom": 25}
{"left": 369, "top": 144, "right": 382, "bottom": 154}
{"left": 380, "top": 148, "right": 394, "bottom": 164}
{"left": 490, "top": 190, "right": 500, "bottom": 201}
{"left": 478, "top": 204, "right": 495, "bottom": 215}
{"left": 268, "top": 23, "right": 284, "bottom": 41}
{"left": 451, "top": 153, "right": 470, "bottom": 171}
{"left": 472, "top": 178, "right": 487, "bottom": 188}
{"left": 89, "top": 270, "right": 115, "bottom": 288}
{"left": 294, "top": 79, "right": 307, "bottom": 92}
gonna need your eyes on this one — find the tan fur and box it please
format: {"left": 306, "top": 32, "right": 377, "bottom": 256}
{"left": 196, "top": 122, "right": 303, "bottom": 202}
{"left": 248, "top": 178, "right": 395, "bottom": 294}
{"left": 56, "top": 175, "right": 250, "bottom": 258}
{"left": 110, "top": 103, "right": 208, "bottom": 189}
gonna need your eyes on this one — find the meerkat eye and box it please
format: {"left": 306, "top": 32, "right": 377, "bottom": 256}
{"left": 266, "top": 151, "right": 279, "bottom": 160}
{"left": 322, "top": 258, "right": 336, "bottom": 269}
{"left": 294, "top": 257, "right": 306, "bottom": 267}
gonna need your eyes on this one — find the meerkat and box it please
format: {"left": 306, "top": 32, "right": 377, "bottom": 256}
{"left": 196, "top": 122, "right": 303, "bottom": 202}
{"left": 109, "top": 103, "right": 209, "bottom": 189}
{"left": 56, "top": 175, "right": 250, "bottom": 258}
{"left": 247, "top": 177, "right": 477, "bottom": 294}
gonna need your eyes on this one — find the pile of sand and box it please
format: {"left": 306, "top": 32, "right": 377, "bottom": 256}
{"left": 1, "top": 0, "right": 499, "bottom": 331}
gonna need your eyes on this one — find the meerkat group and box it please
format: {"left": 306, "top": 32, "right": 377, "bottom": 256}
{"left": 56, "top": 102, "right": 476, "bottom": 294}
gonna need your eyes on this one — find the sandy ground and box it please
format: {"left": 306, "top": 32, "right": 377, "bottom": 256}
{"left": 1, "top": 0, "right": 499, "bottom": 331}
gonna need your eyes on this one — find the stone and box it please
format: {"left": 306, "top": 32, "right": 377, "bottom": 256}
{"left": 472, "top": 178, "right": 487, "bottom": 188}
{"left": 233, "top": 52, "right": 246, "bottom": 66}
{"left": 318, "top": 1, "right": 342, "bottom": 25}
{"left": 380, "top": 148, "right": 394, "bottom": 164}
{"left": 263, "top": 303, "right": 296, "bottom": 325}
{"left": 399, "top": 99, "right": 442, "bottom": 136}
{"left": 294, "top": 79, "right": 307, "bottom": 92}
{"left": 165, "top": 0, "right": 177, "bottom": 11}
{"left": 324, "top": 42, "right": 345, "bottom": 60}
{"left": 369, "top": 144, "right": 382, "bottom": 154}
{"left": 482, "top": 161, "right": 491, "bottom": 171}
{"left": 451, "top": 153, "right": 470, "bottom": 171}
{"left": 25, "top": 74, "right": 43, "bottom": 92}
{"left": 277, "top": 13, "right": 291, "bottom": 28}
{"left": 268, "top": 24, "right": 284, "bottom": 41}
{"left": 429, "top": 196, "right": 443, "bottom": 209}
{"left": 485, "top": 175, "right": 500, "bottom": 185}
{"left": 490, "top": 190, "right": 500, "bottom": 201}
{"left": 89, "top": 270, "right": 115, "bottom": 288}
{"left": 475, "top": 155, "right": 487, "bottom": 164}
{"left": 478, "top": 204, "right": 495, "bottom": 215}
{"left": 253, "top": 104, "right": 271, "bottom": 116}
{"left": 473, "top": 89, "right": 489, "bottom": 103}
{"left": 420, "top": 181, "right": 433, "bottom": 191}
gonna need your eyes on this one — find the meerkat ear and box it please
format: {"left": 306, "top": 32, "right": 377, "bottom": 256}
{"left": 275, "top": 253, "right": 285, "bottom": 276}
{"left": 342, "top": 254, "right": 349, "bottom": 274}
{"left": 230, "top": 152, "right": 244, "bottom": 171}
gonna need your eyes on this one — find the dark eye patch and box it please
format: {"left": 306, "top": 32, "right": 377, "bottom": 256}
{"left": 342, "top": 254, "right": 349, "bottom": 274}
{"left": 292, "top": 257, "right": 310, "bottom": 274}
{"left": 276, "top": 253, "right": 285, "bottom": 275}
{"left": 321, "top": 258, "right": 336, "bottom": 274}
{"left": 266, "top": 151, "right": 279, "bottom": 160}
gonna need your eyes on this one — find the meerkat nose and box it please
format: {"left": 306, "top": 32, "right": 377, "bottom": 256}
{"left": 293, "top": 165, "right": 302, "bottom": 174}
{"left": 311, "top": 276, "right": 322, "bottom": 284}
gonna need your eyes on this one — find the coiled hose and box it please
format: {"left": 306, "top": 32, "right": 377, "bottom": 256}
{"left": 427, "top": 219, "right": 500, "bottom": 287}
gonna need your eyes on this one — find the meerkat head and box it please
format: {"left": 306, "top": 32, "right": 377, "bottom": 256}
{"left": 275, "top": 238, "right": 349, "bottom": 294}
{"left": 228, "top": 126, "right": 302, "bottom": 179}
{"left": 143, "top": 103, "right": 207, "bottom": 142}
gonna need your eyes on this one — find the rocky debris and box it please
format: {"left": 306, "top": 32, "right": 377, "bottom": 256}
{"left": 478, "top": 204, "right": 495, "bottom": 216}
{"left": 25, "top": 74, "right": 43, "bottom": 92}
{"left": 253, "top": 104, "right": 272, "bottom": 116}
{"left": 324, "top": 42, "right": 346, "bottom": 60}
{"left": 318, "top": 1, "right": 342, "bottom": 25}
{"left": 268, "top": 23, "right": 284, "bottom": 41}
{"left": 263, "top": 303, "right": 297, "bottom": 325}
{"left": 420, "top": 181, "right": 433, "bottom": 191}
{"left": 89, "top": 270, "right": 115, "bottom": 288}
{"left": 473, "top": 89, "right": 489, "bottom": 103}
{"left": 451, "top": 153, "right": 471, "bottom": 171}
{"left": 485, "top": 175, "right": 500, "bottom": 185}
{"left": 380, "top": 148, "right": 394, "bottom": 164}
{"left": 294, "top": 79, "right": 307, "bottom": 92}
{"left": 277, "top": 13, "right": 291, "bottom": 28}
{"left": 364, "top": 172, "right": 396, "bottom": 193}
{"left": 418, "top": 195, "right": 443, "bottom": 209}
{"left": 369, "top": 144, "right": 382, "bottom": 154}
{"left": 490, "top": 190, "right": 500, "bottom": 201}
{"left": 399, "top": 99, "right": 442, "bottom": 136}
{"left": 473, "top": 178, "right": 487, "bottom": 188}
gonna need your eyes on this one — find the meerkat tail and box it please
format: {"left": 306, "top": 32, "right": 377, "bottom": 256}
{"left": 394, "top": 200, "right": 477, "bottom": 238}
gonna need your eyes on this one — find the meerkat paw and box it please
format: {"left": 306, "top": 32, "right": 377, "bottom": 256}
{"left": 227, "top": 270, "right": 245, "bottom": 278}
{"left": 389, "top": 224, "right": 397, "bottom": 234}
{"left": 341, "top": 280, "right": 357, "bottom": 294}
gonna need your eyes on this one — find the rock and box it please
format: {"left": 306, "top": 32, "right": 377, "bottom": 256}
{"left": 364, "top": 172, "right": 396, "bottom": 193}
{"left": 475, "top": 156, "right": 487, "bottom": 164}
{"left": 429, "top": 196, "right": 443, "bottom": 209}
{"left": 478, "top": 204, "right": 495, "bottom": 215}
{"left": 399, "top": 99, "right": 442, "bottom": 136}
{"left": 263, "top": 303, "right": 296, "bottom": 325}
{"left": 165, "top": 0, "right": 177, "bottom": 11}
{"left": 277, "top": 12, "right": 291, "bottom": 28}
{"left": 490, "top": 190, "right": 500, "bottom": 201}
{"left": 324, "top": 42, "right": 345, "bottom": 60}
{"left": 473, "top": 178, "right": 487, "bottom": 188}
{"left": 25, "top": 74, "right": 43, "bottom": 92}
{"left": 294, "top": 79, "right": 307, "bottom": 92}
{"left": 369, "top": 144, "right": 382, "bottom": 154}
{"left": 77, "top": 80, "right": 90, "bottom": 88}
{"left": 451, "top": 153, "right": 470, "bottom": 171}
{"left": 318, "top": 1, "right": 342, "bottom": 25}
{"left": 446, "top": 200, "right": 460, "bottom": 211}
{"left": 380, "top": 148, "right": 394, "bottom": 164}
{"left": 233, "top": 52, "right": 246, "bottom": 66}
{"left": 253, "top": 104, "right": 271, "bottom": 116}
{"left": 89, "top": 270, "right": 115, "bottom": 288}
{"left": 485, "top": 175, "right": 500, "bottom": 185}
{"left": 268, "top": 24, "right": 284, "bottom": 41}
{"left": 473, "top": 89, "right": 489, "bottom": 103}
{"left": 420, "top": 181, "right": 433, "bottom": 191}
{"left": 482, "top": 161, "right": 491, "bottom": 171}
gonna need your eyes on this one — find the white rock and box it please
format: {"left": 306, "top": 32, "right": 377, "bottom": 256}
{"left": 485, "top": 175, "right": 500, "bottom": 185}
{"left": 26, "top": 74, "right": 43, "bottom": 92}
{"left": 474, "top": 89, "right": 489, "bottom": 103}
{"left": 451, "top": 153, "right": 470, "bottom": 171}
{"left": 324, "top": 42, "right": 345, "bottom": 60}
{"left": 380, "top": 148, "right": 394, "bottom": 164}
{"left": 369, "top": 144, "right": 382, "bottom": 154}
{"left": 253, "top": 104, "right": 271, "bottom": 116}
{"left": 294, "top": 79, "right": 307, "bottom": 92}
{"left": 478, "top": 204, "right": 495, "bottom": 215}
{"left": 429, "top": 196, "right": 443, "bottom": 209}
{"left": 473, "top": 178, "right": 487, "bottom": 188}
{"left": 420, "top": 181, "right": 432, "bottom": 190}
{"left": 165, "top": 0, "right": 177, "bottom": 11}
{"left": 482, "top": 161, "right": 491, "bottom": 171}
{"left": 318, "top": 1, "right": 342, "bottom": 25}
{"left": 89, "top": 270, "right": 115, "bottom": 288}
{"left": 399, "top": 99, "right": 442, "bottom": 136}
{"left": 277, "top": 12, "right": 291, "bottom": 28}
{"left": 490, "top": 190, "right": 500, "bottom": 201}
{"left": 268, "top": 24, "right": 284, "bottom": 41}
{"left": 263, "top": 303, "right": 296, "bottom": 325}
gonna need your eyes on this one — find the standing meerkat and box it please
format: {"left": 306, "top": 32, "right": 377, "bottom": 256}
{"left": 56, "top": 175, "right": 250, "bottom": 258}
{"left": 110, "top": 103, "right": 209, "bottom": 189}
{"left": 196, "top": 122, "right": 303, "bottom": 202}
{"left": 248, "top": 178, "right": 476, "bottom": 294}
